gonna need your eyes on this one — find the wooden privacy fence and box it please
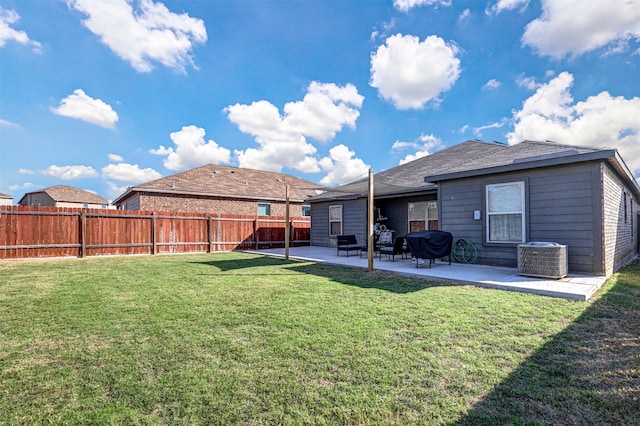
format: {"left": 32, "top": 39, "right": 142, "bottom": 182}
{"left": 0, "top": 206, "right": 311, "bottom": 260}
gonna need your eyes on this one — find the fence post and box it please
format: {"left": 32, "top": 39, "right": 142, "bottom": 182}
{"left": 217, "top": 213, "right": 222, "bottom": 252}
{"left": 151, "top": 212, "right": 156, "bottom": 255}
{"left": 254, "top": 219, "right": 259, "bottom": 250}
{"left": 208, "top": 217, "right": 213, "bottom": 253}
{"left": 80, "top": 210, "right": 86, "bottom": 258}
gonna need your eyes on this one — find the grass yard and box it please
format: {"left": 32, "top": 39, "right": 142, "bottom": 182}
{"left": 1, "top": 252, "right": 638, "bottom": 425}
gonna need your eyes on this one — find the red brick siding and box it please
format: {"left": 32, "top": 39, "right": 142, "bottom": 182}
{"left": 137, "top": 193, "right": 304, "bottom": 216}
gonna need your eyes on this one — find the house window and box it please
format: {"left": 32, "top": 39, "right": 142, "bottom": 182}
{"left": 329, "top": 205, "right": 342, "bottom": 236}
{"left": 408, "top": 201, "right": 438, "bottom": 232}
{"left": 486, "top": 181, "right": 525, "bottom": 243}
{"left": 257, "top": 203, "right": 271, "bottom": 216}
{"left": 301, "top": 204, "right": 311, "bottom": 217}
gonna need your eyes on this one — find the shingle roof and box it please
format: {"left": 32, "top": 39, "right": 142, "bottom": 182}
{"left": 21, "top": 185, "right": 109, "bottom": 204}
{"left": 113, "top": 164, "right": 323, "bottom": 204}
{"left": 308, "top": 140, "right": 616, "bottom": 202}
{"left": 428, "top": 140, "right": 602, "bottom": 178}
{"left": 0, "top": 192, "right": 12, "bottom": 199}
{"left": 309, "top": 140, "right": 509, "bottom": 201}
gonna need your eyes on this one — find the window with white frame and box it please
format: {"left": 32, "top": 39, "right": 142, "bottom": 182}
{"left": 329, "top": 205, "right": 342, "bottom": 236}
{"left": 408, "top": 201, "right": 438, "bottom": 232}
{"left": 486, "top": 181, "right": 525, "bottom": 243}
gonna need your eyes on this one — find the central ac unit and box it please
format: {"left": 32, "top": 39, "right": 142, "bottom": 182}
{"left": 517, "top": 242, "right": 568, "bottom": 279}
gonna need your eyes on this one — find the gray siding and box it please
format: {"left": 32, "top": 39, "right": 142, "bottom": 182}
{"left": 377, "top": 193, "right": 437, "bottom": 237}
{"left": 310, "top": 199, "right": 367, "bottom": 247}
{"left": 440, "top": 162, "right": 603, "bottom": 273}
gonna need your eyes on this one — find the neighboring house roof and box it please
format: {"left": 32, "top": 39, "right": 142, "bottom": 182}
{"left": 18, "top": 185, "right": 109, "bottom": 205}
{"left": 112, "top": 164, "right": 323, "bottom": 205}
{"left": 0, "top": 192, "right": 12, "bottom": 199}
{"left": 309, "top": 139, "right": 640, "bottom": 202}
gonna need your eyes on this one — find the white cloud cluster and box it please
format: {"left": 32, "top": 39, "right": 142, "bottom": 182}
{"left": 522, "top": 0, "right": 640, "bottom": 58}
{"left": 370, "top": 34, "right": 461, "bottom": 110}
{"left": 483, "top": 79, "right": 502, "bottom": 90}
{"left": 507, "top": 71, "right": 640, "bottom": 177}
{"left": 489, "top": 0, "right": 530, "bottom": 14}
{"left": 68, "top": 0, "right": 207, "bottom": 73}
{"left": 102, "top": 163, "right": 162, "bottom": 182}
{"left": 41, "top": 165, "right": 98, "bottom": 180}
{"left": 392, "top": 134, "right": 444, "bottom": 165}
{"left": 318, "top": 145, "right": 370, "bottom": 186}
{"left": 0, "top": 7, "right": 41, "bottom": 51}
{"left": 393, "top": 0, "right": 451, "bottom": 12}
{"left": 225, "top": 81, "right": 365, "bottom": 175}
{"left": 151, "top": 125, "right": 231, "bottom": 171}
{"left": 51, "top": 89, "right": 119, "bottom": 129}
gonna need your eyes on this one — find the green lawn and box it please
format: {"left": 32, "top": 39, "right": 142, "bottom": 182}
{"left": 1, "top": 252, "right": 638, "bottom": 425}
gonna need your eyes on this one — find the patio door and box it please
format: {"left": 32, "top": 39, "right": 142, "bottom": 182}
{"left": 408, "top": 201, "right": 438, "bottom": 232}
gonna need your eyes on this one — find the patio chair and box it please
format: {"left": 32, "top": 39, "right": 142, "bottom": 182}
{"left": 379, "top": 236, "right": 407, "bottom": 261}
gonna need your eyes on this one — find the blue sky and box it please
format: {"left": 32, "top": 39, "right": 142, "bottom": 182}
{"left": 1, "top": 0, "right": 639, "bottom": 202}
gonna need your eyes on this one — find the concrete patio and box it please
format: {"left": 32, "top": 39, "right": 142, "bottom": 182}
{"left": 245, "top": 245, "right": 607, "bottom": 301}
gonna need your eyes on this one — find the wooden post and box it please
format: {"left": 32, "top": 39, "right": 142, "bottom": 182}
{"left": 254, "top": 219, "right": 259, "bottom": 250}
{"left": 151, "top": 212, "right": 156, "bottom": 255}
{"left": 285, "top": 184, "right": 290, "bottom": 260}
{"left": 208, "top": 217, "right": 213, "bottom": 253}
{"left": 217, "top": 213, "right": 222, "bottom": 252}
{"left": 80, "top": 210, "right": 86, "bottom": 258}
{"left": 368, "top": 168, "right": 374, "bottom": 272}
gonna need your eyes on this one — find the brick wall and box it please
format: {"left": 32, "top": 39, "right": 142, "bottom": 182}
{"left": 137, "top": 192, "right": 305, "bottom": 217}
{"left": 602, "top": 163, "right": 639, "bottom": 275}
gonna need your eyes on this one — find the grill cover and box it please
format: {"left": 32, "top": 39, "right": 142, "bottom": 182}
{"left": 405, "top": 230, "right": 453, "bottom": 259}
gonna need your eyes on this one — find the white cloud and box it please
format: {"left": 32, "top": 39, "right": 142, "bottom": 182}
{"left": 522, "top": 0, "right": 640, "bottom": 59}
{"left": 51, "top": 89, "right": 119, "bottom": 128}
{"left": 42, "top": 165, "right": 99, "bottom": 180}
{"left": 392, "top": 133, "right": 444, "bottom": 165}
{"left": 370, "top": 34, "right": 461, "bottom": 110}
{"left": 515, "top": 73, "right": 539, "bottom": 90}
{"left": 473, "top": 121, "right": 506, "bottom": 137}
{"left": 393, "top": 0, "right": 451, "bottom": 12}
{"left": 459, "top": 9, "right": 471, "bottom": 21}
{"left": 102, "top": 163, "right": 162, "bottom": 182}
{"left": 9, "top": 182, "right": 36, "bottom": 192}
{"left": 483, "top": 79, "right": 502, "bottom": 90}
{"left": 371, "top": 19, "right": 396, "bottom": 41}
{"left": 507, "top": 72, "right": 640, "bottom": 178}
{"left": 0, "top": 7, "right": 41, "bottom": 51}
{"left": 0, "top": 118, "right": 21, "bottom": 128}
{"left": 489, "top": 0, "right": 530, "bottom": 14}
{"left": 69, "top": 0, "right": 207, "bottom": 73}
{"left": 108, "top": 153, "right": 124, "bottom": 162}
{"left": 318, "top": 145, "right": 370, "bottom": 186}
{"left": 18, "top": 168, "right": 34, "bottom": 174}
{"left": 151, "top": 125, "right": 231, "bottom": 171}
{"left": 225, "top": 81, "right": 364, "bottom": 175}
{"left": 105, "top": 181, "right": 131, "bottom": 201}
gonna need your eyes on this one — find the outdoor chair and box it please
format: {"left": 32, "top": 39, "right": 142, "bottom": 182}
{"left": 379, "top": 236, "right": 407, "bottom": 261}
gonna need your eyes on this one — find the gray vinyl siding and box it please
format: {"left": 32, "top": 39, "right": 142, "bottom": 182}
{"left": 439, "top": 162, "right": 603, "bottom": 273}
{"left": 310, "top": 199, "right": 367, "bottom": 247}
{"left": 378, "top": 193, "right": 437, "bottom": 237}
